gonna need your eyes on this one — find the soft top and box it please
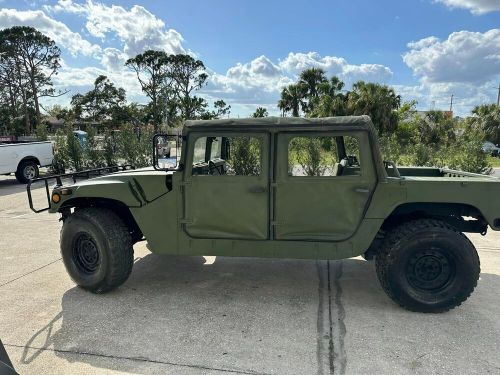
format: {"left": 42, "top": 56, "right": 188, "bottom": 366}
{"left": 184, "top": 115, "right": 374, "bottom": 130}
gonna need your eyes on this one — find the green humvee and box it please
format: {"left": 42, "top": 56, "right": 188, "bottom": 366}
{"left": 29, "top": 116, "right": 498, "bottom": 313}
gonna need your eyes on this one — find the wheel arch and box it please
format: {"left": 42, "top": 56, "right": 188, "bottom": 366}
{"left": 382, "top": 202, "right": 488, "bottom": 233}
{"left": 364, "top": 202, "right": 488, "bottom": 260}
{"left": 18, "top": 156, "right": 41, "bottom": 168}
{"left": 60, "top": 197, "right": 143, "bottom": 243}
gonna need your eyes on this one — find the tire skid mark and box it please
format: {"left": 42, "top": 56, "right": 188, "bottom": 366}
{"left": 326, "top": 261, "right": 335, "bottom": 373}
{"left": 317, "top": 260, "right": 347, "bottom": 374}
{"left": 316, "top": 260, "right": 330, "bottom": 375}
{"left": 331, "top": 261, "right": 347, "bottom": 375}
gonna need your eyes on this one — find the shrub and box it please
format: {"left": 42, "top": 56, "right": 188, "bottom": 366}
{"left": 289, "top": 137, "right": 328, "bottom": 176}
{"left": 228, "top": 136, "right": 261, "bottom": 175}
{"left": 35, "top": 122, "right": 48, "bottom": 141}
{"left": 50, "top": 129, "right": 68, "bottom": 174}
{"left": 84, "top": 127, "right": 104, "bottom": 168}
{"left": 103, "top": 130, "right": 118, "bottom": 166}
{"left": 65, "top": 128, "right": 84, "bottom": 171}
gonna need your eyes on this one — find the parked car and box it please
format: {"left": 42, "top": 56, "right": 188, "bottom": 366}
{"left": 29, "top": 116, "right": 499, "bottom": 313}
{"left": 0, "top": 140, "right": 53, "bottom": 183}
{"left": 482, "top": 141, "right": 500, "bottom": 156}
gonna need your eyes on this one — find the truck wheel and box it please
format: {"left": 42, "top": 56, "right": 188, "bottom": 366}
{"left": 375, "top": 219, "right": 480, "bottom": 313}
{"left": 60, "top": 207, "right": 134, "bottom": 293}
{"left": 15, "top": 160, "right": 39, "bottom": 183}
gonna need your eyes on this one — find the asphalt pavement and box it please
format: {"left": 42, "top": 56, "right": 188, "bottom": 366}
{"left": 0, "top": 173, "right": 499, "bottom": 375}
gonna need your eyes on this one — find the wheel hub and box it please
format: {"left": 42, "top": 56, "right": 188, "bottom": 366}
{"left": 73, "top": 234, "right": 100, "bottom": 274}
{"left": 406, "top": 249, "right": 453, "bottom": 290}
{"left": 24, "top": 165, "right": 36, "bottom": 179}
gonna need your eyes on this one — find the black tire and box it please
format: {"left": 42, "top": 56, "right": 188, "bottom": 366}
{"left": 15, "top": 160, "right": 39, "bottom": 183}
{"left": 375, "top": 219, "right": 480, "bottom": 313}
{"left": 60, "top": 207, "right": 134, "bottom": 293}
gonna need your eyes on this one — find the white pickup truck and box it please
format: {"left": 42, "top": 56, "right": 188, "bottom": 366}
{"left": 0, "top": 141, "right": 54, "bottom": 183}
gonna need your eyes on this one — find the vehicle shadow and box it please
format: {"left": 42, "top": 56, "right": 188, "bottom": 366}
{"left": 0, "top": 177, "right": 45, "bottom": 198}
{"left": 19, "top": 255, "right": 500, "bottom": 374}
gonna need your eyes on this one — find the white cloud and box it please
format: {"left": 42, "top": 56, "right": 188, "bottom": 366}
{"left": 101, "top": 47, "right": 128, "bottom": 71}
{"left": 403, "top": 29, "right": 500, "bottom": 84}
{"left": 435, "top": 0, "right": 500, "bottom": 14}
{"left": 394, "top": 80, "right": 497, "bottom": 116}
{"left": 205, "top": 52, "right": 393, "bottom": 110}
{"left": 42, "top": 61, "right": 145, "bottom": 109}
{"left": 399, "top": 29, "right": 500, "bottom": 115}
{"left": 47, "top": 0, "right": 185, "bottom": 58}
{"left": 279, "top": 52, "right": 393, "bottom": 85}
{"left": 0, "top": 8, "right": 101, "bottom": 57}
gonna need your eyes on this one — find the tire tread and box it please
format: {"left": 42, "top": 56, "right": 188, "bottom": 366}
{"left": 61, "top": 207, "right": 134, "bottom": 293}
{"left": 375, "top": 219, "right": 480, "bottom": 313}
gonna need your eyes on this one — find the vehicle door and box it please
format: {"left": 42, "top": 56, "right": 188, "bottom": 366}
{"left": 274, "top": 131, "right": 377, "bottom": 241}
{"left": 183, "top": 132, "right": 270, "bottom": 239}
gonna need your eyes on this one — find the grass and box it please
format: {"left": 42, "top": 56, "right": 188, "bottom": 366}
{"left": 487, "top": 156, "right": 500, "bottom": 168}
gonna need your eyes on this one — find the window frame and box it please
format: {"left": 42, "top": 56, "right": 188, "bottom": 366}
{"left": 186, "top": 132, "right": 267, "bottom": 178}
{"left": 286, "top": 133, "right": 363, "bottom": 178}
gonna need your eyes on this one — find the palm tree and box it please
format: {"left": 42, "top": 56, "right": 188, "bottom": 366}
{"left": 298, "top": 68, "right": 327, "bottom": 113}
{"left": 252, "top": 107, "right": 268, "bottom": 118}
{"left": 299, "top": 68, "right": 327, "bottom": 99}
{"left": 347, "top": 81, "right": 401, "bottom": 134}
{"left": 278, "top": 84, "right": 306, "bottom": 117}
{"left": 310, "top": 76, "right": 347, "bottom": 117}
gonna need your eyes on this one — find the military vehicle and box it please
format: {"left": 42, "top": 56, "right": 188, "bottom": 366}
{"left": 28, "top": 116, "right": 498, "bottom": 313}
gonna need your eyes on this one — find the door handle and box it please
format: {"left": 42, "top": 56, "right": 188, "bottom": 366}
{"left": 249, "top": 186, "right": 266, "bottom": 193}
{"left": 354, "top": 188, "right": 370, "bottom": 194}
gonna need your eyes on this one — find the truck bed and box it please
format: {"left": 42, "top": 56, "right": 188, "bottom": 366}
{"left": 388, "top": 166, "right": 497, "bottom": 179}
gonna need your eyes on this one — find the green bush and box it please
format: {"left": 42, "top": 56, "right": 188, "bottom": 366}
{"left": 35, "top": 122, "right": 48, "bottom": 141}
{"left": 103, "top": 130, "right": 118, "bottom": 166}
{"left": 228, "top": 136, "right": 261, "bottom": 175}
{"left": 84, "top": 127, "right": 104, "bottom": 168}
{"left": 289, "top": 137, "right": 329, "bottom": 176}
{"left": 379, "top": 127, "right": 491, "bottom": 174}
{"left": 65, "top": 128, "right": 84, "bottom": 171}
{"left": 50, "top": 129, "right": 68, "bottom": 174}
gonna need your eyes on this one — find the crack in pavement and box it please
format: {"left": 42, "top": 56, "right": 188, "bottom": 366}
{"left": 4, "top": 343, "right": 272, "bottom": 375}
{"left": 316, "top": 260, "right": 347, "bottom": 375}
{"left": 0, "top": 258, "right": 62, "bottom": 288}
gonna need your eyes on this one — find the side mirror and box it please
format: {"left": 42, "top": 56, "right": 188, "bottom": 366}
{"left": 153, "top": 134, "right": 180, "bottom": 170}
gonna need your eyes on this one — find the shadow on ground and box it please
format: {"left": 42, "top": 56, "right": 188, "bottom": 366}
{"left": 0, "top": 177, "right": 46, "bottom": 198}
{"left": 19, "top": 255, "right": 500, "bottom": 374}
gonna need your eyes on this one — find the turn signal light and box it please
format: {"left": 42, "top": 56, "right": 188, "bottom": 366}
{"left": 52, "top": 193, "right": 61, "bottom": 203}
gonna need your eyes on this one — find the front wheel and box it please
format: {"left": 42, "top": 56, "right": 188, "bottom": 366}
{"left": 375, "top": 219, "right": 480, "bottom": 313}
{"left": 60, "top": 207, "right": 134, "bottom": 293}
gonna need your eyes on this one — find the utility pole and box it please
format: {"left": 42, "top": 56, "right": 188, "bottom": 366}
{"left": 449, "top": 94, "right": 454, "bottom": 112}
{"left": 497, "top": 84, "right": 500, "bottom": 106}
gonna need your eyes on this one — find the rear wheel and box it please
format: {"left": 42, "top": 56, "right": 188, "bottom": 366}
{"left": 60, "top": 207, "right": 134, "bottom": 293}
{"left": 15, "top": 160, "right": 39, "bottom": 183}
{"left": 375, "top": 219, "right": 480, "bottom": 313}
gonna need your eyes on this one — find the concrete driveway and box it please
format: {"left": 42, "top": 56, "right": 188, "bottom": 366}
{"left": 0, "top": 174, "right": 499, "bottom": 375}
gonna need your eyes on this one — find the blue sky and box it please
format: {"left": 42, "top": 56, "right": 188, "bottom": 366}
{"left": 1, "top": 0, "right": 499, "bottom": 116}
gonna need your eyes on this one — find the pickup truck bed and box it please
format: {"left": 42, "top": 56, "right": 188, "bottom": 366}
{"left": 388, "top": 166, "right": 496, "bottom": 179}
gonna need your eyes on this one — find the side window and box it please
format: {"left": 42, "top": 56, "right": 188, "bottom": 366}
{"left": 193, "top": 137, "right": 208, "bottom": 164}
{"left": 288, "top": 135, "right": 361, "bottom": 177}
{"left": 192, "top": 135, "right": 262, "bottom": 176}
